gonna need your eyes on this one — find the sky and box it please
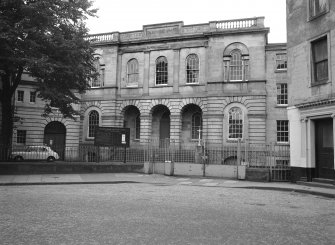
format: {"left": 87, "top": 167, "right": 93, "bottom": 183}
{"left": 85, "top": 0, "right": 286, "bottom": 43}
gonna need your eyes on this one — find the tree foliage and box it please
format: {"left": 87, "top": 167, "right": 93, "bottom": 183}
{"left": 0, "top": 0, "right": 97, "bottom": 144}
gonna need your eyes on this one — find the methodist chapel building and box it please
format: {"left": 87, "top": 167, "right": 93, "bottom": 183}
{"left": 6, "top": 17, "right": 289, "bottom": 157}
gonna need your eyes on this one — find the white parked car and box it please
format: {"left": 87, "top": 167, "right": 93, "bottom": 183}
{"left": 11, "top": 145, "right": 60, "bottom": 162}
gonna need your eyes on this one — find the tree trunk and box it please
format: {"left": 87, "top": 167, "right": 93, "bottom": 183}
{"left": 0, "top": 69, "right": 21, "bottom": 161}
{"left": 0, "top": 94, "right": 14, "bottom": 147}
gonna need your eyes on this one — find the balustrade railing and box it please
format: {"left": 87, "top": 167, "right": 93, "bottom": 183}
{"left": 215, "top": 17, "right": 257, "bottom": 29}
{"left": 86, "top": 17, "right": 265, "bottom": 44}
{"left": 85, "top": 33, "right": 115, "bottom": 43}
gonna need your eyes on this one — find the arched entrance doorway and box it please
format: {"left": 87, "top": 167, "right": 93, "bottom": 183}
{"left": 151, "top": 105, "right": 170, "bottom": 147}
{"left": 181, "top": 104, "right": 203, "bottom": 149}
{"left": 123, "top": 105, "right": 141, "bottom": 143}
{"left": 44, "top": 121, "right": 66, "bottom": 160}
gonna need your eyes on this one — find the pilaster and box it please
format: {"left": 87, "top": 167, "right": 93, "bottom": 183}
{"left": 332, "top": 114, "right": 335, "bottom": 170}
{"left": 140, "top": 114, "right": 151, "bottom": 142}
{"left": 170, "top": 114, "right": 181, "bottom": 145}
{"left": 173, "top": 49, "right": 180, "bottom": 94}
{"left": 143, "top": 51, "right": 150, "bottom": 96}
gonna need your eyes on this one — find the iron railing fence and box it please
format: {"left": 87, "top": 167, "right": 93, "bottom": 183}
{"left": 2, "top": 140, "right": 290, "bottom": 165}
{"left": 0, "top": 139, "right": 290, "bottom": 181}
{"left": 202, "top": 141, "right": 290, "bottom": 181}
{"left": 1, "top": 140, "right": 290, "bottom": 181}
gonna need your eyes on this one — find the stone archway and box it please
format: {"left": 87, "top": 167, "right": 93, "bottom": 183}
{"left": 44, "top": 121, "right": 66, "bottom": 160}
{"left": 123, "top": 105, "right": 141, "bottom": 142}
{"left": 151, "top": 105, "right": 170, "bottom": 147}
{"left": 180, "top": 104, "right": 203, "bottom": 148}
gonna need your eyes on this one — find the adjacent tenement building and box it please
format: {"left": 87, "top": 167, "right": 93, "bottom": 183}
{"left": 287, "top": 0, "right": 335, "bottom": 180}
{"left": 5, "top": 17, "right": 289, "bottom": 160}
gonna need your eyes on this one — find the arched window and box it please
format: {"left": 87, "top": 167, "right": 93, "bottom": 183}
{"left": 186, "top": 54, "right": 199, "bottom": 84}
{"left": 223, "top": 43, "right": 249, "bottom": 82}
{"left": 135, "top": 115, "right": 140, "bottom": 139}
{"left": 192, "top": 112, "right": 202, "bottom": 139}
{"left": 88, "top": 110, "right": 99, "bottom": 138}
{"left": 228, "top": 107, "right": 243, "bottom": 139}
{"left": 230, "top": 50, "right": 243, "bottom": 81}
{"left": 156, "top": 56, "right": 168, "bottom": 85}
{"left": 127, "top": 59, "right": 139, "bottom": 86}
{"left": 90, "top": 57, "right": 104, "bottom": 88}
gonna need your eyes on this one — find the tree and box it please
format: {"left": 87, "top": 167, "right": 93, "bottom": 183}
{"left": 0, "top": 0, "right": 97, "bottom": 146}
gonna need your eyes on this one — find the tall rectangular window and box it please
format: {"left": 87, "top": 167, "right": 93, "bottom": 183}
{"left": 230, "top": 51, "right": 243, "bottom": 81}
{"left": 191, "top": 112, "right": 202, "bottom": 139}
{"left": 309, "top": 0, "right": 328, "bottom": 18}
{"left": 277, "top": 120, "right": 289, "bottom": 143}
{"left": 17, "top": 90, "right": 24, "bottom": 102}
{"left": 276, "top": 54, "right": 287, "bottom": 70}
{"left": 312, "top": 36, "right": 328, "bottom": 84}
{"left": 156, "top": 57, "right": 168, "bottom": 85}
{"left": 277, "top": 84, "right": 288, "bottom": 106}
{"left": 135, "top": 115, "right": 140, "bottom": 140}
{"left": 17, "top": 130, "right": 26, "bottom": 144}
{"left": 90, "top": 57, "right": 104, "bottom": 88}
{"left": 229, "top": 107, "right": 243, "bottom": 139}
{"left": 30, "top": 91, "right": 36, "bottom": 103}
{"left": 186, "top": 54, "right": 199, "bottom": 84}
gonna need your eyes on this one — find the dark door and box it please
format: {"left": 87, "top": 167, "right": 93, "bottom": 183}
{"left": 159, "top": 111, "right": 170, "bottom": 147}
{"left": 315, "top": 118, "right": 334, "bottom": 179}
{"left": 44, "top": 121, "right": 66, "bottom": 160}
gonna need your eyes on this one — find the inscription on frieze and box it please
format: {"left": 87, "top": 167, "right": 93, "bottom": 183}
{"left": 145, "top": 26, "right": 180, "bottom": 38}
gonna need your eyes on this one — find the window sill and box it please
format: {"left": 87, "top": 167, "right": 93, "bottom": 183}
{"left": 275, "top": 69, "right": 287, "bottom": 73}
{"left": 226, "top": 139, "right": 244, "bottom": 143}
{"left": 89, "top": 86, "right": 104, "bottom": 90}
{"left": 310, "top": 80, "right": 329, "bottom": 87}
{"left": 276, "top": 142, "right": 289, "bottom": 145}
{"left": 180, "top": 83, "right": 204, "bottom": 87}
{"left": 153, "top": 84, "right": 172, "bottom": 88}
{"left": 125, "top": 85, "right": 140, "bottom": 89}
{"left": 275, "top": 105, "right": 288, "bottom": 108}
{"left": 308, "top": 10, "right": 329, "bottom": 21}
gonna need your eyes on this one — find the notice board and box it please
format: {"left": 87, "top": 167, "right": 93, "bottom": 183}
{"left": 94, "top": 127, "right": 130, "bottom": 147}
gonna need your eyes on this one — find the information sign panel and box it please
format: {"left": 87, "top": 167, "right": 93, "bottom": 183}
{"left": 94, "top": 127, "right": 130, "bottom": 147}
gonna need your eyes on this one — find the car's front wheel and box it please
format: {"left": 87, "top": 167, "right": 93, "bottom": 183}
{"left": 14, "top": 156, "right": 23, "bottom": 161}
{"left": 47, "top": 156, "right": 55, "bottom": 162}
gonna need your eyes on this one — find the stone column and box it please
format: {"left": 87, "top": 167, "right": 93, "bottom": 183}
{"left": 202, "top": 113, "right": 209, "bottom": 145}
{"left": 170, "top": 114, "right": 181, "bottom": 147}
{"left": 306, "top": 118, "right": 316, "bottom": 178}
{"left": 143, "top": 51, "right": 150, "bottom": 96}
{"left": 140, "top": 114, "right": 151, "bottom": 143}
{"left": 204, "top": 45, "right": 209, "bottom": 91}
{"left": 173, "top": 49, "right": 180, "bottom": 94}
{"left": 300, "top": 117, "right": 308, "bottom": 159}
{"left": 332, "top": 114, "right": 335, "bottom": 171}
{"left": 116, "top": 54, "right": 122, "bottom": 96}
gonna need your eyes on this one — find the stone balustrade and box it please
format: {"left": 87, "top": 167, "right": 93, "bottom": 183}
{"left": 87, "top": 17, "right": 265, "bottom": 44}
{"left": 213, "top": 17, "right": 259, "bottom": 29}
{"left": 85, "top": 32, "right": 116, "bottom": 43}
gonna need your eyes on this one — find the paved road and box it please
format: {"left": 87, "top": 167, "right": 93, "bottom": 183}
{"left": 1, "top": 178, "right": 334, "bottom": 245}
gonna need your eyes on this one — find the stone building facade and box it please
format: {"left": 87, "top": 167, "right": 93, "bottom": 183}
{"left": 287, "top": 0, "right": 335, "bottom": 180}
{"left": 5, "top": 17, "right": 289, "bottom": 158}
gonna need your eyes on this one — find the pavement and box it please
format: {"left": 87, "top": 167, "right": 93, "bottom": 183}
{"left": 0, "top": 173, "right": 334, "bottom": 198}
